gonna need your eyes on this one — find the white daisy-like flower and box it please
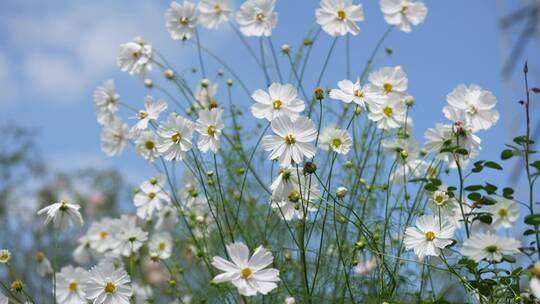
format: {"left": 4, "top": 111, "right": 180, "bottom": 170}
{"left": 428, "top": 187, "right": 457, "bottom": 218}
{"left": 380, "top": 0, "right": 428, "bottom": 33}
{"left": 262, "top": 116, "right": 317, "bottom": 166}
{"left": 149, "top": 232, "right": 173, "bottom": 260}
{"left": 195, "top": 79, "right": 218, "bottom": 108}
{"left": 0, "top": 249, "right": 11, "bottom": 264}
{"left": 198, "top": 0, "right": 232, "bottom": 29}
{"left": 368, "top": 66, "right": 408, "bottom": 98}
{"left": 155, "top": 206, "right": 179, "bottom": 230}
{"left": 285, "top": 297, "right": 296, "bottom": 304}
{"left": 36, "top": 251, "right": 53, "bottom": 277}
{"left": 131, "top": 96, "right": 168, "bottom": 130}
{"left": 117, "top": 37, "right": 153, "bottom": 78}
{"left": 236, "top": 0, "right": 278, "bottom": 37}
{"left": 87, "top": 218, "right": 119, "bottom": 253}
{"left": 251, "top": 83, "right": 305, "bottom": 122}
{"left": 0, "top": 293, "right": 6, "bottom": 304}
{"left": 404, "top": 214, "right": 456, "bottom": 260}
{"left": 195, "top": 108, "right": 225, "bottom": 153}
{"left": 135, "top": 131, "right": 160, "bottom": 162}
{"left": 73, "top": 235, "right": 93, "bottom": 264}
{"left": 329, "top": 79, "right": 376, "bottom": 107}
{"left": 391, "top": 158, "right": 427, "bottom": 183}
{"left": 56, "top": 265, "right": 88, "bottom": 304}
{"left": 86, "top": 262, "right": 132, "bottom": 304}
{"left": 367, "top": 93, "right": 407, "bottom": 129}
{"left": 165, "top": 1, "right": 198, "bottom": 41}
{"left": 382, "top": 137, "right": 420, "bottom": 161}
{"left": 94, "top": 79, "right": 119, "bottom": 126}
{"left": 318, "top": 124, "right": 353, "bottom": 154}
{"left": 111, "top": 216, "right": 148, "bottom": 257}
{"left": 354, "top": 257, "right": 378, "bottom": 276}
{"left": 460, "top": 232, "right": 521, "bottom": 262}
{"left": 270, "top": 173, "right": 320, "bottom": 221}
{"left": 37, "top": 198, "right": 83, "bottom": 230}
{"left": 211, "top": 242, "right": 280, "bottom": 296}
{"left": 531, "top": 277, "right": 540, "bottom": 299}
{"left": 315, "top": 0, "right": 365, "bottom": 36}
{"left": 424, "top": 122, "right": 481, "bottom": 168}
{"left": 101, "top": 117, "right": 130, "bottom": 157}
{"left": 157, "top": 113, "right": 195, "bottom": 161}
{"left": 134, "top": 176, "right": 171, "bottom": 220}
{"left": 133, "top": 283, "right": 153, "bottom": 304}
{"left": 485, "top": 197, "right": 519, "bottom": 229}
{"left": 443, "top": 84, "right": 499, "bottom": 132}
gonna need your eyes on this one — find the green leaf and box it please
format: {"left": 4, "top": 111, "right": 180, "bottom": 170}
{"left": 514, "top": 135, "right": 534, "bottom": 145}
{"left": 467, "top": 192, "right": 482, "bottom": 201}
{"left": 501, "top": 149, "right": 514, "bottom": 160}
{"left": 484, "top": 161, "right": 503, "bottom": 170}
{"left": 531, "top": 161, "right": 540, "bottom": 171}
{"left": 502, "top": 255, "right": 516, "bottom": 263}
{"left": 503, "top": 187, "right": 514, "bottom": 199}
{"left": 477, "top": 214, "right": 493, "bottom": 225}
{"left": 484, "top": 183, "right": 498, "bottom": 194}
{"left": 524, "top": 214, "right": 540, "bottom": 225}
{"left": 456, "top": 148, "right": 469, "bottom": 155}
{"left": 464, "top": 185, "right": 483, "bottom": 191}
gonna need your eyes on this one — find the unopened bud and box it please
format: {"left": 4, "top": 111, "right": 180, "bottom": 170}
{"left": 227, "top": 79, "right": 233, "bottom": 86}
{"left": 164, "top": 69, "right": 175, "bottom": 79}
{"left": 405, "top": 95, "right": 414, "bottom": 107}
{"left": 200, "top": 78, "right": 210, "bottom": 88}
{"left": 304, "top": 162, "right": 317, "bottom": 174}
{"left": 336, "top": 187, "right": 348, "bottom": 198}
{"left": 144, "top": 79, "right": 153, "bottom": 88}
{"left": 314, "top": 87, "right": 325, "bottom": 100}
{"left": 281, "top": 44, "right": 290, "bottom": 54}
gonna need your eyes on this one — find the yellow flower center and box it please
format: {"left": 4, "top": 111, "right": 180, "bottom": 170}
{"left": 284, "top": 134, "right": 296, "bottom": 145}
{"left": 383, "top": 83, "right": 393, "bottom": 93}
{"left": 171, "top": 132, "right": 181, "bottom": 143}
{"left": 241, "top": 267, "right": 253, "bottom": 279}
{"left": 100, "top": 231, "right": 109, "bottom": 239}
{"left": 466, "top": 103, "right": 478, "bottom": 114}
{"left": 256, "top": 13, "right": 265, "bottom": 22}
{"left": 145, "top": 140, "right": 155, "bottom": 150}
{"left": 148, "top": 192, "right": 157, "bottom": 200}
{"left": 214, "top": 4, "right": 222, "bottom": 13}
{"left": 331, "top": 138, "right": 342, "bottom": 148}
{"left": 180, "top": 17, "right": 189, "bottom": 25}
{"left": 207, "top": 125, "right": 216, "bottom": 137}
{"left": 434, "top": 195, "right": 446, "bottom": 206}
{"left": 425, "top": 231, "right": 435, "bottom": 241}
{"left": 138, "top": 111, "right": 148, "bottom": 120}
{"left": 272, "top": 99, "right": 283, "bottom": 109}
{"left": 498, "top": 207, "right": 508, "bottom": 218}
{"left": 354, "top": 90, "right": 365, "bottom": 98}
{"left": 401, "top": 5, "right": 409, "bottom": 13}
{"left": 69, "top": 281, "right": 78, "bottom": 292}
{"left": 485, "top": 245, "right": 498, "bottom": 253}
{"left": 133, "top": 51, "right": 141, "bottom": 59}
{"left": 11, "top": 280, "right": 23, "bottom": 292}
{"left": 383, "top": 106, "right": 393, "bottom": 117}
{"left": 337, "top": 10, "right": 347, "bottom": 20}
{"left": 104, "top": 281, "right": 116, "bottom": 293}
{"left": 36, "top": 251, "right": 45, "bottom": 263}
{"left": 159, "top": 242, "right": 167, "bottom": 251}
{"left": 208, "top": 99, "right": 218, "bottom": 109}
{"left": 0, "top": 253, "right": 10, "bottom": 263}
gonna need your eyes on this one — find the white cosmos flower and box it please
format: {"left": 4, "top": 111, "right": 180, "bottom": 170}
{"left": 329, "top": 79, "right": 376, "bottom": 107}
{"left": 195, "top": 79, "right": 218, "bottom": 108}
{"left": 155, "top": 206, "right": 179, "bottom": 230}
{"left": 0, "top": 249, "right": 10, "bottom": 264}
{"left": 157, "top": 113, "right": 194, "bottom": 161}
{"left": 368, "top": 66, "right": 408, "bottom": 98}
{"left": 382, "top": 137, "right": 420, "bottom": 161}
{"left": 135, "top": 131, "right": 160, "bottom": 162}
{"left": 270, "top": 172, "right": 320, "bottom": 221}
{"left": 391, "top": 158, "right": 427, "bottom": 183}
{"left": 424, "top": 122, "right": 481, "bottom": 168}
{"left": 460, "top": 232, "right": 521, "bottom": 262}
{"left": 94, "top": 79, "right": 119, "bottom": 126}
{"left": 251, "top": 83, "right": 305, "bottom": 122}
{"left": 262, "top": 116, "right": 317, "bottom": 166}
{"left": 131, "top": 96, "right": 168, "bottom": 130}
{"left": 37, "top": 199, "right": 83, "bottom": 230}
{"left": 198, "top": 0, "right": 232, "bottom": 29}
{"left": 443, "top": 84, "right": 499, "bottom": 132}
{"left": 211, "top": 242, "right": 280, "bottom": 296}
{"left": 86, "top": 262, "right": 132, "bottom": 304}
{"left": 315, "top": 0, "right": 365, "bottom": 36}
{"left": 87, "top": 218, "right": 119, "bottom": 253}
{"left": 36, "top": 251, "right": 53, "bottom": 277}
{"left": 236, "top": 0, "right": 278, "bottom": 37}
{"left": 195, "top": 108, "right": 225, "bottom": 153}
{"left": 56, "top": 265, "right": 88, "bottom": 304}
{"left": 0, "top": 293, "right": 6, "bottom": 304}
{"left": 532, "top": 277, "right": 540, "bottom": 299}
{"left": 73, "top": 235, "right": 93, "bottom": 264}
{"left": 428, "top": 187, "right": 457, "bottom": 218}
{"left": 165, "top": 1, "right": 198, "bottom": 40}
{"left": 319, "top": 124, "right": 353, "bottom": 154}
{"left": 101, "top": 117, "right": 129, "bottom": 157}
{"left": 133, "top": 283, "right": 153, "bottom": 304}
{"left": 111, "top": 216, "right": 148, "bottom": 257}
{"left": 367, "top": 93, "right": 407, "bottom": 129}
{"left": 117, "top": 37, "right": 153, "bottom": 78}
{"left": 149, "top": 232, "right": 173, "bottom": 260}
{"left": 380, "top": 0, "right": 428, "bottom": 33}
{"left": 134, "top": 176, "right": 171, "bottom": 220}
{"left": 404, "top": 214, "right": 456, "bottom": 260}
{"left": 485, "top": 197, "right": 519, "bottom": 229}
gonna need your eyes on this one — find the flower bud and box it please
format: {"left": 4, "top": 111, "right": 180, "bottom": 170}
{"left": 281, "top": 44, "right": 290, "bottom": 54}
{"left": 405, "top": 95, "right": 414, "bottom": 107}
{"left": 336, "top": 186, "right": 348, "bottom": 198}
{"left": 208, "top": 99, "right": 218, "bottom": 109}
{"left": 303, "top": 38, "right": 313, "bottom": 46}
{"left": 144, "top": 79, "right": 153, "bottom": 88}
{"left": 164, "top": 69, "right": 175, "bottom": 79}
{"left": 304, "top": 162, "right": 317, "bottom": 174}
{"left": 355, "top": 241, "right": 365, "bottom": 250}
{"left": 227, "top": 79, "right": 233, "bottom": 86}
{"left": 345, "top": 160, "right": 353, "bottom": 169}
{"left": 217, "top": 69, "right": 224, "bottom": 77}
{"left": 200, "top": 78, "right": 210, "bottom": 88}
{"left": 314, "top": 87, "right": 325, "bottom": 100}
{"left": 11, "top": 280, "right": 23, "bottom": 292}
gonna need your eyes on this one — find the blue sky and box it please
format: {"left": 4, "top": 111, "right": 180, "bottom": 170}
{"left": 0, "top": 0, "right": 537, "bottom": 187}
